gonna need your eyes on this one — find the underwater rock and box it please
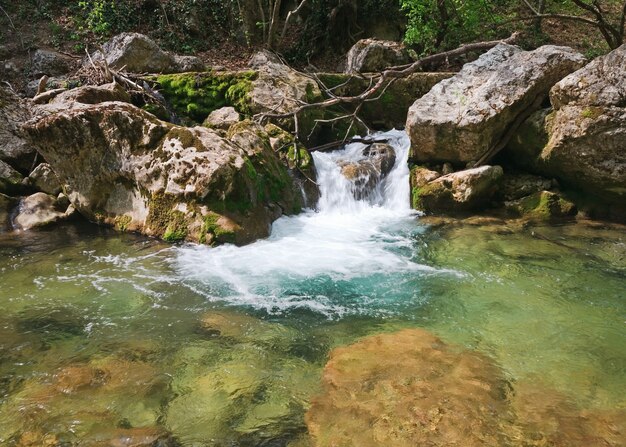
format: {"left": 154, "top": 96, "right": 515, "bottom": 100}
{"left": 344, "top": 39, "right": 414, "bottom": 73}
{"left": 306, "top": 329, "right": 511, "bottom": 447}
{"left": 412, "top": 165, "right": 503, "bottom": 213}
{"left": 25, "top": 103, "right": 301, "bottom": 245}
{"left": 406, "top": 44, "right": 586, "bottom": 164}
{"left": 509, "top": 44, "right": 626, "bottom": 219}
{"left": 306, "top": 329, "right": 626, "bottom": 447}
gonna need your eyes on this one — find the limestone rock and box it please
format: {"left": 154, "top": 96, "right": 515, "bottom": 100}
{"left": 203, "top": 106, "right": 240, "bottom": 130}
{"left": 25, "top": 103, "right": 301, "bottom": 245}
{"left": 306, "top": 329, "right": 511, "bottom": 447}
{"left": 248, "top": 50, "right": 322, "bottom": 141}
{"left": 339, "top": 143, "right": 396, "bottom": 200}
{"left": 26, "top": 163, "right": 61, "bottom": 195}
{"left": 412, "top": 165, "right": 503, "bottom": 213}
{"left": 510, "top": 44, "right": 626, "bottom": 215}
{"left": 0, "top": 159, "right": 24, "bottom": 194}
{"left": 345, "top": 39, "right": 413, "bottom": 73}
{"left": 46, "top": 82, "right": 131, "bottom": 108}
{"left": 506, "top": 190, "right": 577, "bottom": 219}
{"left": 13, "top": 192, "right": 66, "bottom": 230}
{"left": 0, "top": 86, "right": 36, "bottom": 172}
{"left": 30, "top": 49, "right": 74, "bottom": 77}
{"left": 406, "top": 44, "right": 586, "bottom": 164}
{"left": 410, "top": 165, "right": 440, "bottom": 189}
{"left": 89, "top": 32, "right": 175, "bottom": 73}
{"left": 173, "top": 54, "right": 205, "bottom": 72}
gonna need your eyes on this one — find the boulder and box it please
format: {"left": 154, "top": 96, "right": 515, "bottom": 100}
{"left": 339, "top": 143, "right": 397, "bottom": 200}
{"left": 173, "top": 54, "right": 205, "bottom": 72}
{"left": 203, "top": 106, "right": 240, "bottom": 130}
{"left": 248, "top": 51, "right": 323, "bottom": 141}
{"left": 410, "top": 165, "right": 440, "bottom": 189}
{"left": 0, "top": 159, "right": 24, "bottom": 194}
{"left": 0, "top": 86, "right": 36, "bottom": 172}
{"left": 406, "top": 44, "right": 586, "bottom": 164}
{"left": 30, "top": 49, "right": 74, "bottom": 77}
{"left": 89, "top": 32, "right": 176, "bottom": 73}
{"left": 412, "top": 165, "right": 503, "bottom": 213}
{"left": 26, "top": 163, "right": 62, "bottom": 195}
{"left": 344, "top": 39, "right": 414, "bottom": 73}
{"left": 12, "top": 192, "right": 67, "bottom": 230}
{"left": 509, "top": 44, "right": 626, "bottom": 214}
{"left": 506, "top": 190, "right": 577, "bottom": 219}
{"left": 24, "top": 102, "right": 301, "bottom": 245}
{"left": 500, "top": 173, "right": 553, "bottom": 201}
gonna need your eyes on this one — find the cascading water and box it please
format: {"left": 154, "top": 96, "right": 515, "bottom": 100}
{"left": 174, "top": 130, "right": 454, "bottom": 316}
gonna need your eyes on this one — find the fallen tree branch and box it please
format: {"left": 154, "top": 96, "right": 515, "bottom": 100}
{"left": 308, "top": 137, "right": 390, "bottom": 153}
{"left": 254, "top": 32, "right": 520, "bottom": 128}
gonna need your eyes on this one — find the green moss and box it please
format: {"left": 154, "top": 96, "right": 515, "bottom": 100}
{"left": 165, "top": 127, "right": 204, "bottom": 152}
{"left": 154, "top": 71, "right": 257, "bottom": 124}
{"left": 200, "top": 212, "right": 235, "bottom": 245}
{"left": 146, "top": 193, "right": 189, "bottom": 242}
{"left": 517, "top": 191, "right": 577, "bottom": 219}
{"left": 113, "top": 215, "right": 132, "bottom": 231}
{"left": 580, "top": 107, "right": 603, "bottom": 120}
{"left": 287, "top": 144, "right": 312, "bottom": 169}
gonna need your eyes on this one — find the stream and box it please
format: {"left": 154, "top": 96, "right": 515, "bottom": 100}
{"left": 0, "top": 131, "right": 624, "bottom": 446}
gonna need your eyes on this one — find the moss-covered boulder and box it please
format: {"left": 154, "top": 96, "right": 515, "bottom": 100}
{"left": 25, "top": 102, "right": 302, "bottom": 245}
{"left": 508, "top": 44, "right": 626, "bottom": 221}
{"left": 411, "top": 165, "right": 503, "bottom": 213}
{"left": 506, "top": 190, "right": 577, "bottom": 220}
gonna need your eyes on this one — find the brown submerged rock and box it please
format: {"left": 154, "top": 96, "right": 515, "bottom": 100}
{"left": 306, "top": 329, "right": 626, "bottom": 447}
{"left": 306, "top": 329, "right": 511, "bottom": 447}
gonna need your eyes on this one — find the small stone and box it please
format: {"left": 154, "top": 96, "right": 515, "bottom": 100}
{"left": 13, "top": 192, "right": 66, "bottom": 230}
{"left": 0, "top": 159, "right": 24, "bottom": 194}
{"left": 27, "top": 163, "right": 62, "bottom": 195}
{"left": 203, "top": 106, "right": 240, "bottom": 130}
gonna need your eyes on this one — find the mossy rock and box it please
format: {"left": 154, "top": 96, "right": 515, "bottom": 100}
{"left": 154, "top": 70, "right": 258, "bottom": 124}
{"left": 512, "top": 190, "right": 577, "bottom": 220}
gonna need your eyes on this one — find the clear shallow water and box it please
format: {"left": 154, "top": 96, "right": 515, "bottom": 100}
{"left": 0, "top": 131, "right": 624, "bottom": 445}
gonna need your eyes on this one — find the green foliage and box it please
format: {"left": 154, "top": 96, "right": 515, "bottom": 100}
{"left": 400, "top": 0, "right": 509, "bottom": 54}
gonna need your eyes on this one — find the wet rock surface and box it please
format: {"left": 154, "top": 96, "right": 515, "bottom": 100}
{"left": 339, "top": 143, "right": 396, "bottom": 200}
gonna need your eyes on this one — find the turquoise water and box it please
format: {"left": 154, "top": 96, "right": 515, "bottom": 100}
{"left": 0, "top": 217, "right": 624, "bottom": 446}
{"left": 0, "top": 131, "right": 624, "bottom": 445}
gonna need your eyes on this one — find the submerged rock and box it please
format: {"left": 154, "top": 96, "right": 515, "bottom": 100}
{"left": 345, "top": 39, "right": 414, "bottom": 73}
{"left": 506, "top": 190, "right": 577, "bottom": 220}
{"left": 406, "top": 44, "right": 586, "bottom": 164}
{"left": 412, "top": 165, "right": 503, "bottom": 213}
{"left": 306, "top": 329, "right": 511, "bottom": 446}
{"left": 306, "top": 329, "right": 626, "bottom": 447}
{"left": 509, "top": 44, "right": 626, "bottom": 218}
{"left": 25, "top": 102, "right": 301, "bottom": 245}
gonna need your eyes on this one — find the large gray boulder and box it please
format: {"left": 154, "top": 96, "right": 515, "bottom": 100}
{"left": 411, "top": 165, "right": 503, "bottom": 213}
{"left": 406, "top": 44, "right": 587, "bottom": 164}
{"left": 25, "top": 102, "right": 301, "bottom": 245}
{"left": 0, "top": 86, "right": 37, "bottom": 172}
{"left": 89, "top": 33, "right": 200, "bottom": 74}
{"left": 345, "top": 39, "right": 414, "bottom": 73}
{"left": 509, "top": 44, "right": 626, "bottom": 211}
{"left": 31, "top": 49, "right": 74, "bottom": 77}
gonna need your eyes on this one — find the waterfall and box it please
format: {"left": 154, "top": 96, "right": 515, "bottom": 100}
{"left": 174, "top": 130, "right": 426, "bottom": 316}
